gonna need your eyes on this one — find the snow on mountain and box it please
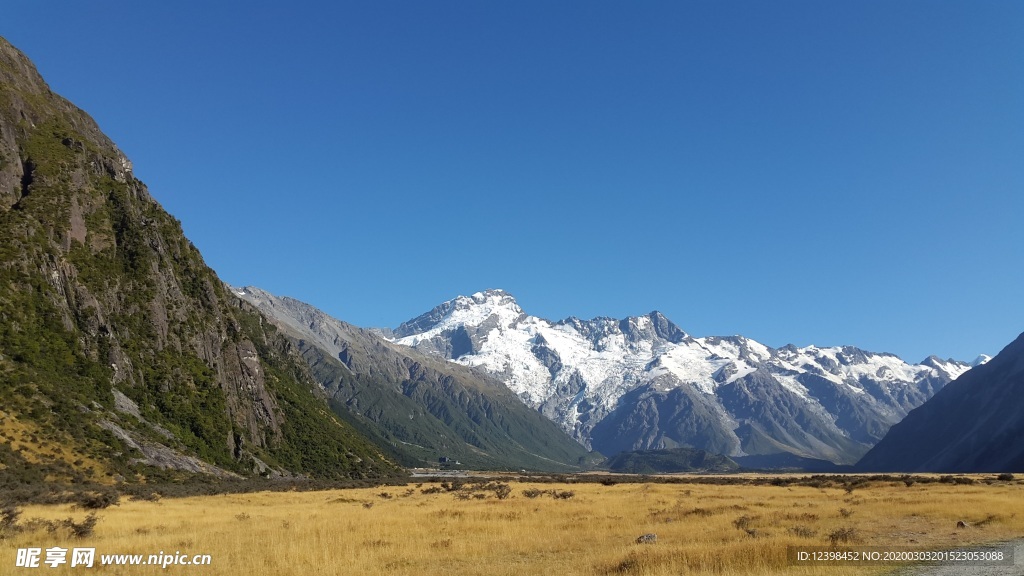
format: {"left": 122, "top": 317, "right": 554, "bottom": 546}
{"left": 391, "top": 289, "right": 975, "bottom": 464}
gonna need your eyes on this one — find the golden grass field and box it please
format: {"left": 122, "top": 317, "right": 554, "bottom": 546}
{"left": 2, "top": 475, "right": 1023, "bottom": 575}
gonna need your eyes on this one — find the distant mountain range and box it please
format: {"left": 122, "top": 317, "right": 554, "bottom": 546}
{"left": 857, "top": 331, "right": 1024, "bottom": 472}
{"left": 390, "top": 289, "right": 975, "bottom": 465}
{"left": 234, "top": 287, "right": 594, "bottom": 471}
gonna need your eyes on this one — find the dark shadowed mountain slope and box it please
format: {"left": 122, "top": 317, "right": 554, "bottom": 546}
{"left": 603, "top": 447, "right": 739, "bottom": 474}
{"left": 0, "top": 37, "right": 399, "bottom": 484}
{"left": 857, "top": 332, "right": 1024, "bottom": 472}
{"left": 234, "top": 287, "right": 595, "bottom": 472}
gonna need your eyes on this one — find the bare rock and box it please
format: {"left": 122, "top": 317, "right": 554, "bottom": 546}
{"left": 635, "top": 533, "right": 657, "bottom": 544}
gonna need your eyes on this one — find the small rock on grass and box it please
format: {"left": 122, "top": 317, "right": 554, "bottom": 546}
{"left": 635, "top": 533, "right": 657, "bottom": 544}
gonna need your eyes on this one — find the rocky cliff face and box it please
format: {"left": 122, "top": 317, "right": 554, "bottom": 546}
{"left": 0, "top": 37, "right": 398, "bottom": 483}
{"left": 392, "top": 289, "right": 971, "bottom": 464}
{"left": 857, "top": 332, "right": 1024, "bottom": 472}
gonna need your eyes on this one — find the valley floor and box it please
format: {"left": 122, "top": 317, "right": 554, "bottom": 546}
{"left": 2, "top": 475, "right": 1023, "bottom": 575}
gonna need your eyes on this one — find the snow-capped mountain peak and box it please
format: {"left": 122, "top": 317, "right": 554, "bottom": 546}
{"left": 393, "top": 288, "right": 524, "bottom": 342}
{"left": 390, "top": 290, "right": 974, "bottom": 464}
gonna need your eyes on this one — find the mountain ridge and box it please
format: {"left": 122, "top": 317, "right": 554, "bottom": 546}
{"left": 390, "top": 289, "right": 973, "bottom": 464}
{"left": 234, "top": 286, "right": 595, "bottom": 471}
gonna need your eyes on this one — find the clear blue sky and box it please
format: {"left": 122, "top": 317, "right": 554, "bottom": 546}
{"left": 4, "top": 1, "right": 1022, "bottom": 363}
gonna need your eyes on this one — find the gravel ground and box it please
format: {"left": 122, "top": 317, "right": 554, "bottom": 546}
{"left": 887, "top": 540, "right": 1022, "bottom": 576}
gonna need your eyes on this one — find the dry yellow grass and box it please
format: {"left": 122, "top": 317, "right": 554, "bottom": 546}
{"left": 0, "top": 409, "right": 108, "bottom": 483}
{"left": 2, "top": 476, "right": 1022, "bottom": 575}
